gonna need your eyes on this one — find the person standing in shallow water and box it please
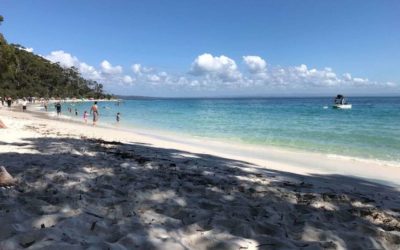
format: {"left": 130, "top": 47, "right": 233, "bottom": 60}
{"left": 6, "top": 97, "right": 12, "bottom": 108}
{"left": 83, "top": 111, "right": 88, "bottom": 124}
{"left": 55, "top": 102, "right": 62, "bottom": 116}
{"left": 21, "top": 98, "right": 28, "bottom": 112}
{"left": 90, "top": 101, "right": 99, "bottom": 126}
{"left": 116, "top": 112, "right": 120, "bottom": 123}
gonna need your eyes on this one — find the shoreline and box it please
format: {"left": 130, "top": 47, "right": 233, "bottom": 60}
{"left": 30, "top": 99, "right": 400, "bottom": 169}
{"left": 2, "top": 107, "right": 400, "bottom": 188}
{"left": 29, "top": 102, "right": 400, "bottom": 169}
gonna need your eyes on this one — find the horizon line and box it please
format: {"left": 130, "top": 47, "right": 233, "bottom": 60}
{"left": 115, "top": 94, "right": 400, "bottom": 99}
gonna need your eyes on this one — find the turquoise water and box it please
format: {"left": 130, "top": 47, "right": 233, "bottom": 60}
{"left": 51, "top": 97, "right": 400, "bottom": 162}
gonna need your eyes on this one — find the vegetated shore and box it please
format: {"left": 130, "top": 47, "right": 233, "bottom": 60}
{"left": 0, "top": 107, "right": 399, "bottom": 249}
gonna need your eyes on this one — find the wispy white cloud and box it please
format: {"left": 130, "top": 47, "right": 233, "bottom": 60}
{"left": 22, "top": 47, "right": 34, "bottom": 52}
{"left": 45, "top": 50, "right": 102, "bottom": 81}
{"left": 122, "top": 75, "right": 134, "bottom": 84}
{"left": 131, "top": 63, "right": 152, "bottom": 75}
{"left": 243, "top": 55, "right": 267, "bottom": 74}
{"left": 15, "top": 46, "right": 34, "bottom": 53}
{"left": 240, "top": 56, "right": 389, "bottom": 89}
{"left": 100, "top": 60, "right": 123, "bottom": 75}
{"left": 45, "top": 50, "right": 79, "bottom": 68}
{"left": 131, "top": 63, "right": 142, "bottom": 74}
{"left": 147, "top": 74, "right": 160, "bottom": 82}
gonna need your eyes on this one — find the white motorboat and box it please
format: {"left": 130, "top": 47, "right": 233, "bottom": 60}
{"left": 333, "top": 94, "right": 352, "bottom": 109}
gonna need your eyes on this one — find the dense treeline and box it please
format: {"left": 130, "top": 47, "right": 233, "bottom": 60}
{"left": 0, "top": 15, "right": 111, "bottom": 99}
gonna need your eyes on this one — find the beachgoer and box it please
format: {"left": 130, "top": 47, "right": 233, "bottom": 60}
{"left": 116, "top": 112, "right": 120, "bottom": 123}
{"left": 55, "top": 102, "right": 62, "bottom": 116}
{"left": 83, "top": 111, "right": 88, "bottom": 124}
{"left": 75, "top": 109, "right": 78, "bottom": 116}
{"left": 44, "top": 101, "right": 48, "bottom": 111}
{"left": 6, "top": 97, "right": 12, "bottom": 108}
{"left": 21, "top": 98, "right": 28, "bottom": 112}
{"left": 90, "top": 101, "right": 99, "bottom": 126}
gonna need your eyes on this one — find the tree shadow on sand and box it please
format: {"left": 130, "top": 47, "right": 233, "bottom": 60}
{"left": 0, "top": 136, "right": 399, "bottom": 249}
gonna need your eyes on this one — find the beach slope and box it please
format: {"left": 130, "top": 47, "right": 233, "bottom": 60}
{"left": 0, "top": 109, "right": 399, "bottom": 249}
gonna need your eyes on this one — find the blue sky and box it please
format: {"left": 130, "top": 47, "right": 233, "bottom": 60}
{"left": 1, "top": 0, "right": 400, "bottom": 96}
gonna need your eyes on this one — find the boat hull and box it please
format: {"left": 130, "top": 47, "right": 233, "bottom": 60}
{"left": 333, "top": 104, "right": 352, "bottom": 109}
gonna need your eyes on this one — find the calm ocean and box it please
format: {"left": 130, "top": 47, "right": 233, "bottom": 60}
{"left": 53, "top": 97, "right": 400, "bottom": 163}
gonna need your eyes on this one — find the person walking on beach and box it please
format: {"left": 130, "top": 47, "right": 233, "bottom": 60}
{"left": 21, "top": 98, "right": 28, "bottom": 112}
{"left": 44, "top": 101, "right": 48, "bottom": 111}
{"left": 75, "top": 108, "right": 78, "bottom": 116}
{"left": 90, "top": 101, "right": 99, "bottom": 126}
{"left": 55, "top": 102, "right": 62, "bottom": 116}
{"left": 83, "top": 111, "right": 88, "bottom": 124}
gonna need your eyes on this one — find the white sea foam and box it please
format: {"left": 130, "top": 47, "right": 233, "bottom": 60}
{"left": 326, "top": 154, "right": 400, "bottom": 168}
{"left": 46, "top": 112, "right": 72, "bottom": 120}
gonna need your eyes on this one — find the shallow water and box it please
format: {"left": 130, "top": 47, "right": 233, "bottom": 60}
{"left": 49, "top": 97, "right": 400, "bottom": 162}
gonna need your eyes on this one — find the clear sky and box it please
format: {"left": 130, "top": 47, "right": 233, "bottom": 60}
{"left": 1, "top": 0, "right": 400, "bottom": 96}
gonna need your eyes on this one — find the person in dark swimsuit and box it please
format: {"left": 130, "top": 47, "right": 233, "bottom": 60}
{"left": 55, "top": 102, "right": 62, "bottom": 116}
{"left": 116, "top": 112, "right": 120, "bottom": 123}
{"left": 6, "top": 97, "right": 12, "bottom": 108}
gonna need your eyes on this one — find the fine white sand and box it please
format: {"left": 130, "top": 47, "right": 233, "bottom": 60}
{"left": 0, "top": 108, "right": 399, "bottom": 249}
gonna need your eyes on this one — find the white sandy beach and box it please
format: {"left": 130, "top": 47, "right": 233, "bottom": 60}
{"left": 0, "top": 107, "right": 399, "bottom": 249}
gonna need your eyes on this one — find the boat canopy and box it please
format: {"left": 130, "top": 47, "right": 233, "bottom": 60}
{"left": 334, "top": 94, "right": 346, "bottom": 104}
{"left": 336, "top": 94, "right": 344, "bottom": 99}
